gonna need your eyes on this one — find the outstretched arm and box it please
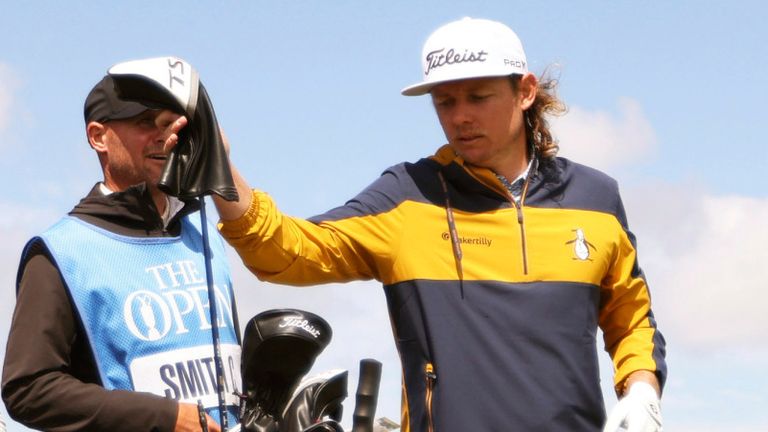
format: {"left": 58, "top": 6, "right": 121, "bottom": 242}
{"left": 163, "top": 116, "right": 386, "bottom": 285}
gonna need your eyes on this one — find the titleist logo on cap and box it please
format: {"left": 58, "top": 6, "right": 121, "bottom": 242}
{"left": 425, "top": 48, "right": 488, "bottom": 76}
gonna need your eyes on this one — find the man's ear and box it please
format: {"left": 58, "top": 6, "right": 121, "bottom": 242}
{"left": 86, "top": 121, "right": 108, "bottom": 153}
{"left": 518, "top": 73, "right": 538, "bottom": 110}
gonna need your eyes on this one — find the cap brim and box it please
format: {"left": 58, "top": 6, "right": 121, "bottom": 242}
{"left": 104, "top": 102, "right": 150, "bottom": 121}
{"left": 401, "top": 72, "right": 522, "bottom": 97}
{"left": 400, "top": 81, "right": 436, "bottom": 97}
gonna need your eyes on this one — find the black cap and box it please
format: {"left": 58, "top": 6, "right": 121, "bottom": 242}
{"left": 83, "top": 75, "right": 152, "bottom": 124}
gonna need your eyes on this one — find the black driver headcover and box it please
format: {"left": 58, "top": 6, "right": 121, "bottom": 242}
{"left": 240, "top": 309, "right": 333, "bottom": 432}
{"left": 107, "top": 57, "right": 238, "bottom": 201}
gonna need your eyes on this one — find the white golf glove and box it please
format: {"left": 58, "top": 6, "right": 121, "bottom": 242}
{"left": 603, "top": 381, "right": 662, "bottom": 432}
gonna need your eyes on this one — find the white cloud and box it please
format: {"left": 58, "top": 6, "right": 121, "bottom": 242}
{"left": 551, "top": 98, "right": 766, "bottom": 352}
{"left": 551, "top": 99, "right": 767, "bottom": 431}
{"left": 625, "top": 188, "right": 768, "bottom": 351}
{"left": 601, "top": 185, "right": 768, "bottom": 431}
{"left": 551, "top": 97, "right": 658, "bottom": 171}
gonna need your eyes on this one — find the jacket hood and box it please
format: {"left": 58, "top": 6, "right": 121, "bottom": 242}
{"left": 428, "top": 144, "right": 566, "bottom": 207}
{"left": 429, "top": 144, "right": 511, "bottom": 198}
{"left": 69, "top": 183, "right": 199, "bottom": 236}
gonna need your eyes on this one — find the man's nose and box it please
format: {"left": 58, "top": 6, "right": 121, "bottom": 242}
{"left": 449, "top": 102, "right": 473, "bottom": 125}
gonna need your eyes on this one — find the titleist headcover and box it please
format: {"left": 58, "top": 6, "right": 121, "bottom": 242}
{"left": 107, "top": 57, "right": 238, "bottom": 201}
{"left": 240, "top": 309, "right": 333, "bottom": 431}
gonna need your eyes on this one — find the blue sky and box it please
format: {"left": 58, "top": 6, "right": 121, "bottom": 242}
{"left": 1, "top": 2, "right": 767, "bottom": 431}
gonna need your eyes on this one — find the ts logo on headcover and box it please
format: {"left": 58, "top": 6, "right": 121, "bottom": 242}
{"left": 565, "top": 228, "right": 596, "bottom": 261}
{"left": 107, "top": 56, "right": 200, "bottom": 119}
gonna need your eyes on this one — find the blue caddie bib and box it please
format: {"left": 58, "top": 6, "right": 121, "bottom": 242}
{"left": 31, "top": 214, "right": 241, "bottom": 425}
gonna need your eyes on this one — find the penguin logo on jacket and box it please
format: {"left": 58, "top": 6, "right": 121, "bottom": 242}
{"left": 566, "top": 228, "right": 596, "bottom": 261}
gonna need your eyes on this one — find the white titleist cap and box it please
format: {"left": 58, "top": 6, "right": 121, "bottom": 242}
{"left": 401, "top": 17, "right": 528, "bottom": 96}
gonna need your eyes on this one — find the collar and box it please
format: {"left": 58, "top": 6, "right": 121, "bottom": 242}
{"left": 98, "top": 182, "right": 185, "bottom": 228}
{"left": 498, "top": 158, "right": 533, "bottom": 184}
{"left": 494, "top": 158, "right": 533, "bottom": 201}
{"left": 431, "top": 144, "right": 536, "bottom": 199}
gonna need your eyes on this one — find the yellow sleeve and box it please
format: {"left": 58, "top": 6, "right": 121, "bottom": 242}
{"left": 598, "top": 228, "right": 663, "bottom": 394}
{"left": 218, "top": 189, "right": 393, "bottom": 285}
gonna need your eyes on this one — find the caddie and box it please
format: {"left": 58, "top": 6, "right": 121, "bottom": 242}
{"left": 2, "top": 59, "right": 241, "bottom": 432}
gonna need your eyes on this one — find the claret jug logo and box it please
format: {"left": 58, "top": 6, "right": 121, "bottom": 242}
{"left": 566, "top": 228, "right": 596, "bottom": 261}
{"left": 125, "top": 292, "right": 171, "bottom": 341}
{"left": 124, "top": 260, "right": 234, "bottom": 342}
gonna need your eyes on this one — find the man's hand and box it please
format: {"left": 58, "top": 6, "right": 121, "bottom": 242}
{"left": 161, "top": 116, "right": 229, "bottom": 156}
{"left": 162, "top": 116, "right": 189, "bottom": 154}
{"left": 603, "top": 381, "right": 662, "bottom": 432}
{"left": 162, "top": 115, "right": 251, "bottom": 220}
{"left": 174, "top": 403, "right": 221, "bottom": 432}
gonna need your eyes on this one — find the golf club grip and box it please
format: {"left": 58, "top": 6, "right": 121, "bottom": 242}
{"left": 351, "top": 359, "right": 382, "bottom": 432}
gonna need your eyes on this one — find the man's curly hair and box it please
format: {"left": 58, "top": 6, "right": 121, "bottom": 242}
{"left": 510, "top": 71, "right": 567, "bottom": 160}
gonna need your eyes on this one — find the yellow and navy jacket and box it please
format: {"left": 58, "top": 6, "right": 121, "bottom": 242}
{"left": 220, "top": 145, "right": 667, "bottom": 432}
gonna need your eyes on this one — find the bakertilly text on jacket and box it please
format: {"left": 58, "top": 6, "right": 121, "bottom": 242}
{"left": 219, "top": 144, "right": 667, "bottom": 432}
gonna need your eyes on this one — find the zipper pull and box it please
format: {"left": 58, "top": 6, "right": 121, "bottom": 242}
{"left": 425, "top": 363, "right": 437, "bottom": 432}
{"left": 425, "top": 363, "right": 436, "bottom": 381}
